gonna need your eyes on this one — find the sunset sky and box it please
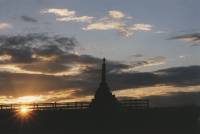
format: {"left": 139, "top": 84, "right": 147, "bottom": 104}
{"left": 0, "top": 0, "right": 200, "bottom": 106}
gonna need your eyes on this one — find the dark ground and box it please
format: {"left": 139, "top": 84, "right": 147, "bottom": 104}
{"left": 0, "top": 107, "right": 199, "bottom": 134}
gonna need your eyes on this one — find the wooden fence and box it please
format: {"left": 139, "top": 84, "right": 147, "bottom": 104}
{"left": 0, "top": 99, "right": 149, "bottom": 111}
{"left": 120, "top": 99, "right": 149, "bottom": 110}
{"left": 0, "top": 102, "right": 90, "bottom": 111}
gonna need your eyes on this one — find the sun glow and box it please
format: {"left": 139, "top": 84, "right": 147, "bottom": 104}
{"left": 20, "top": 106, "right": 29, "bottom": 114}
{"left": 16, "top": 96, "right": 43, "bottom": 104}
{"left": 17, "top": 105, "right": 32, "bottom": 118}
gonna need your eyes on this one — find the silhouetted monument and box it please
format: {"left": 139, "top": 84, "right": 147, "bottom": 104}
{"left": 89, "top": 58, "right": 122, "bottom": 111}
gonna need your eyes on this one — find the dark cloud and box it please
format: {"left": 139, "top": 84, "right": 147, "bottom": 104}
{"left": 127, "top": 56, "right": 166, "bottom": 69}
{"left": 0, "top": 33, "right": 76, "bottom": 53}
{"left": 0, "top": 33, "right": 129, "bottom": 74}
{"left": 119, "top": 91, "right": 200, "bottom": 107}
{"left": 156, "top": 66, "right": 200, "bottom": 87}
{"left": 0, "top": 33, "right": 78, "bottom": 72}
{"left": 55, "top": 54, "right": 101, "bottom": 65}
{"left": 21, "top": 16, "right": 38, "bottom": 23}
{"left": 143, "top": 92, "right": 200, "bottom": 107}
{"left": 66, "top": 65, "right": 200, "bottom": 97}
{"left": 18, "top": 62, "right": 71, "bottom": 73}
{"left": 110, "top": 66, "right": 200, "bottom": 89}
{"left": 0, "top": 71, "right": 68, "bottom": 96}
{"left": 0, "top": 70, "right": 101, "bottom": 97}
{"left": 169, "top": 33, "right": 200, "bottom": 46}
{"left": 170, "top": 33, "right": 200, "bottom": 41}
{"left": 0, "top": 33, "right": 166, "bottom": 73}
{"left": 0, "top": 34, "right": 200, "bottom": 106}
{"left": 129, "top": 54, "right": 143, "bottom": 58}
{"left": 1, "top": 65, "right": 200, "bottom": 98}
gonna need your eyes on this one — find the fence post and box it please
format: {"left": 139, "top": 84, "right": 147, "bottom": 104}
{"left": 10, "top": 104, "right": 12, "bottom": 111}
{"left": 54, "top": 102, "right": 57, "bottom": 110}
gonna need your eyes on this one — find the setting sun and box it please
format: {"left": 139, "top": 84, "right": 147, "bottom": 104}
{"left": 18, "top": 105, "right": 32, "bottom": 117}
{"left": 20, "top": 106, "right": 29, "bottom": 113}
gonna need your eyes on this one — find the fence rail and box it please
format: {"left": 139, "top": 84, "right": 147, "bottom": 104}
{"left": 0, "top": 102, "right": 90, "bottom": 111}
{"left": 120, "top": 99, "right": 149, "bottom": 110}
{"left": 0, "top": 99, "right": 149, "bottom": 111}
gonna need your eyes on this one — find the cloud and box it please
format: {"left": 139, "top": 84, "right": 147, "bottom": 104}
{"left": 115, "top": 85, "right": 200, "bottom": 107}
{"left": 143, "top": 91, "right": 200, "bottom": 107}
{"left": 21, "top": 16, "right": 38, "bottom": 23}
{"left": 119, "top": 56, "right": 166, "bottom": 72}
{"left": 0, "top": 33, "right": 79, "bottom": 74}
{"left": 0, "top": 34, "right": 199, "bottom": 107}
{"left": 1, "top": 34, "right": 199, "bottom": 106}
{"left": 83, "top": 10, "right": 152, "bottom": 37}
{"left": 0, "top": 89, "right": 90, "bottom": 104}
{"left": 129, "top": 24, "right": 152, "bottom": 31}
{"left": 0, "top": 33, "right": 168, "bottom": 97}
{"left": 155, "top": 30, "right": 166, "bottom": 34}
{"left": 41, "top": 8, "right": 93, "bottom": 23}
{"left": 0, "top": 33, "right": 76, "bottom": 60}
{"left": 108, "top": 10, "right": 125, "bottom": 19}
{"left": 0, "top": 34, "right": 198, "bottom": 95}
{"left": 142, "top": 56, "right": 166, "bottom": 65}
{"left": 0, "top": 34, "right": 168, "bottom": 97}
{"left": 83, "top": 21, "right": 133, "bottom": 36}
{"left": 0, "top": 22, "right": 11, "bottom": 29}
{"left": 1, "top": 64, "right": 200, "bottom": 104}
{"left": 83, "top": 22, "right": 124, "bottom": 30}
{"left": 56, "top": 16, "right": 93, "bottom": 23}
{"left": 42, "top": 8, "right": 152, "bottom": 37}
{"left": 129, "top": 54, "right": 143, "bottom": 58}
{"left": 179, "top": 55, "right": 185, "bottom": 59}
{"left": 41, "top": 8, "right": 75, "bottom": 17}
{"left": 170, "top": 33, "right": 200, "bottom": 45}
{"left": 18, "top": 62, "right": 71, "bottom": 74}
{"left": 170, "top": 33, "right": 200, "bottom": 42}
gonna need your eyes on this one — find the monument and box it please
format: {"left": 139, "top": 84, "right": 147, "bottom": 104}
{"left": 89, "top": 58, "right": 122, "bottom": 111}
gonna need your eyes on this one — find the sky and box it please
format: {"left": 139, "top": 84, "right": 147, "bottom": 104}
{"left": 0, "top": 0, "right": 200, "bottom": 107}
